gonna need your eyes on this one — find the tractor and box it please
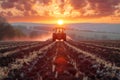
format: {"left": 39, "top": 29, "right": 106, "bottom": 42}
{"left": 52, "top": 27, "right": 66, "bottom": 41}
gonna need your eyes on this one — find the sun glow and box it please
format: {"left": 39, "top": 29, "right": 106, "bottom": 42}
{"left": 57, "top": 19, "right": 64, "bottom": 25}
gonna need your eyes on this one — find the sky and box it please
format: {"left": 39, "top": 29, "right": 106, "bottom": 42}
{"left": 0, "top": 0, "right": 120, "bottom": 24}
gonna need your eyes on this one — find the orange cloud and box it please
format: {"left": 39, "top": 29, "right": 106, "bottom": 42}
{"left": 0, "top": 0, "right": 120, "bottom": 23}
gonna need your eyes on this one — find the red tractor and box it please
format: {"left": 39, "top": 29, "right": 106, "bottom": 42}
{"left": 52, "top": 27, "right": 66, "bottom": 41}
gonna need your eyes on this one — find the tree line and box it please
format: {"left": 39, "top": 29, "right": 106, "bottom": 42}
{"left": 0, "top": 16, "right": 25, "bottom": 40}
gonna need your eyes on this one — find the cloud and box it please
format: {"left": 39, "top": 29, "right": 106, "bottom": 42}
{"left": 58, "top": 0, "right": 66, "bottom": 13}
{"left": 6, "top": 11, "right": 13, "bottom": 17}
{"left": 38, "top": 0, "right": 52, "bottom": 5}
{"left": 87, "top": 0, "right": 120, "bottom": 17}
{"left": 0, "top": 0, "right": 37, "bottom": 17}
{"left": 0, "top": 12, "right": 5, "bottom": 17}
{"left": 0, "top": 0, "right": 120, "bottom": 19}
{"left": 69, "top": 0, "right": 120, "bottom": 18}
{"left": 69, "top": 0, "right": 86, "bottom": 10}
{"left": 1, "top": 1, "right": 14, "bottom": 9}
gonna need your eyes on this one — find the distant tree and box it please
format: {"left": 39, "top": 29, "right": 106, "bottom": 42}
{"left": 0, "top": 16, "right": 26, "bottom": 40}
{"left": 30, "top": 31, "right": 39, "bottom": 38}
{"left": 14, "top": 28, "right": 26, "bottom": 37}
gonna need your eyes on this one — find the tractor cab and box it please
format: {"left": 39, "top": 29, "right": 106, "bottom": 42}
{"left": 52, "top": 27, "right": 66, "bottom": 41}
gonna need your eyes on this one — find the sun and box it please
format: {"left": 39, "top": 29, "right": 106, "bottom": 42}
{"left": 57, "top": 19, "right": 64, "bottom": 25}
